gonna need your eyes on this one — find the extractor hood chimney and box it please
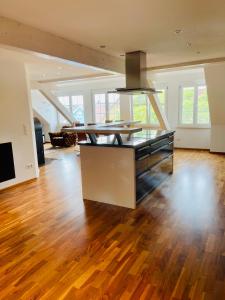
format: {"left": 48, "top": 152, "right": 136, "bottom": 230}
{"left": 108, "top": 51, "right": 157, "bottom": 95}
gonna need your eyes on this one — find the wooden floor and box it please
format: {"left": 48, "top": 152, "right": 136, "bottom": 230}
{"left": 0, "top": 147, "right": 225, "bottom": 300}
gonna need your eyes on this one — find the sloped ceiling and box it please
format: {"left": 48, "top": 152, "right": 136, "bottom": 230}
{"left": 0, "top": 0, "right": 225, "bottom": 67}
{"left": 0, "top": 47, "right": 111, "bottom": 81}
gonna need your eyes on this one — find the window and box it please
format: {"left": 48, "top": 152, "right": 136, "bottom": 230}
{"left": 93, "top": 92, "right": 120, "bottom": 123}
{"left": 180, "top": 85, "right": 210, "bottom": 126}
{"left": 57, "top": 95, "right": 85, "bottom": 124}
{"left": 157, "top": 89, "right": 167, "bottom": 113}
{"left": 132, "top": 88, "right": 167, "bottom": 124}
{"left": 71, "top": 95, "right": 84, "bottom": 123}
{"left": 132, "top": 95, "right": 148, "bottom": 123}
{"left": 181, "top": 87, "right": 195, "bottom": 124}
{"left": 197, "top": 86, "right": 210, "bottom": 124}
{"left": 59, "top": 96, "right": 70, "bottom": 110}
{"left": 94, "top": 94, "right": 106, "bottom": 123}
{"left": 108, "top": 94, "right": 120, "bottom": 121}
{"left": 58, "top": 96, "right": 70, "bottom": 125}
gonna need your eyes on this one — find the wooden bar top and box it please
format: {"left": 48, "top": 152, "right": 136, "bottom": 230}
{"left": 99, "top": 120, "right": 140, "bottom": 127}
{"left": 63, "top": 126, "right": 142, "bottom": 135}
{"left": 62, "top": 120, "right": 142, "bottom": 135}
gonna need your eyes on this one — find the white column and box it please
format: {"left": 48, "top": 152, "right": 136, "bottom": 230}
{"left": 205, "top": 63, "right": 225, "bottom": 152}
{"left": 0, "top": 58, "right": 39, "bottom": 189}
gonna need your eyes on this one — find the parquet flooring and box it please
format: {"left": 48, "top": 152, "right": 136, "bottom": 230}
{"left": 0, "top": 147, "right": 225, "bottom": 299}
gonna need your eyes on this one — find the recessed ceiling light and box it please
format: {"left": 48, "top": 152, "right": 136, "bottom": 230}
{"left": 100, "top": 45, "right": 106, "bottom": 48}
{"left": 174, "top": 29, "right": 183, "bottom": 35}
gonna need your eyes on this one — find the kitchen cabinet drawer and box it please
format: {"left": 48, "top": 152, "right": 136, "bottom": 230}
{"left": 150, "top": 135, "right": 173, "bottom": 152}
{"left": 136, "top": 155, "right": 173, "bottom": 202}
{"left": 136, "top": 141, "right": 173, "bottom": 176}
{"left": 135, "top": 134, "right": 174, "bottom": 160}
{"left": 135, "top": 145, "right": 151, "bottom": 159}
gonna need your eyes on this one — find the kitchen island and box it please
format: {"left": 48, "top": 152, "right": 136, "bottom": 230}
{"left": 78, "top": 129, "right": 175, "bottom": 209}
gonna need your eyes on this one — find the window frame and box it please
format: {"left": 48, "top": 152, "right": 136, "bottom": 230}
{"left": 131, "top": 86, "right": 168, "bottom": 126}
{"left": 107, "top": 93, "right": 121, "bottom": 121}
{"left": 57, "top": 92, "right": 85, "bottom": 124}
{"left": 92, "top": 89, "right": 121, "bottom": 123}
{"left": 93, "top": 92, "right": 107, "bottom": 123}
{"left": 131, "top": 94, "right": 149, "bottom": 124}
{"left": 178, "top": 84, "right": 210, "bottom": 129}
{"left": 71, "top": 94, "right": 85, "bottom": 123}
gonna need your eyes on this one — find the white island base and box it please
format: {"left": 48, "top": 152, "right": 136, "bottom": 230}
{"left": 80, "top": 146, "right": 136, "bottom": 209}
{"left": 79, "top": 130, "right": 174, "bottom": 209}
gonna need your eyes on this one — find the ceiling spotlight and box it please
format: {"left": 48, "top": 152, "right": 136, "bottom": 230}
{"left": 174, "top": 29, "right": 183, "bottom": 35}
{"left": 100, "top": 45, "right": 106, "bottom": 49}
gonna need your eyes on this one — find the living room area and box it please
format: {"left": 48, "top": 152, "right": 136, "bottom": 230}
{"left": 2, "top": 1, "right": 225, "bottom": 296}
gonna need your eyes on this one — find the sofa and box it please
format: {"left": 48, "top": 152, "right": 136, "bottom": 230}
{"left": 49, "top": 132, "right": 77, "bottom": 147}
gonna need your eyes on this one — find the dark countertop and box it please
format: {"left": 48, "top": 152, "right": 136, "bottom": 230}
{"left": 79, "top": 129, "right": 175, "bottom": 149}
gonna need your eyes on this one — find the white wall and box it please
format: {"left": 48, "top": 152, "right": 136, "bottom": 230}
{"left": 0, "top": 59, "right": 39, "bottom": 190}
{"left": 205, "top": 63, "right": 225, "bottom": 152}
{"left": 51, "top": 69, "right": 210, "bottom": 149}
{"left": 31, "top": 89, "right": 58, "bottom": 141}
{"left": 149, "top": 68, "right": 211, "bottom": 149}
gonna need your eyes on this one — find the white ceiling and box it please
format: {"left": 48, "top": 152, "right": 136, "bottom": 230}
{"left": 0, "top": 47, "right": 109, "bottom": 81}
{"left": 27, "top": 57, "right": 108, "bottom": 82}
{"left": 0, "top": 0, "right": 225, "bottom": 67}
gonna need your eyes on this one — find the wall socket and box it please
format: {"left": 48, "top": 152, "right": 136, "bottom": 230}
{"left": 25, "top": 163, "right": 33, "bottom": 169}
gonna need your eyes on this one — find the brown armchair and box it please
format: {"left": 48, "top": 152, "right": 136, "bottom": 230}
{"left": 49, "top": 132, "right": 77, "bottom": 147}
{"left": 62, "top": 123, "right": 87, "bottom": 142}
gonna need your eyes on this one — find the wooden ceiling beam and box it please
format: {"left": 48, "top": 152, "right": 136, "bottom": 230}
{"left": 145, "top": 57, "right": 225, "bottom": 72}
{"left": 0, "top": 16, "right": 125, "bottom": 74}
{"left": 37, "top": 72, "right": 112, "bottom": 84}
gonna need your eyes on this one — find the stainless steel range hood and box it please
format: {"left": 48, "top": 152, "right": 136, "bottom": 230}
{"left": 108, "top": 51, "right": 157, "bottom": 95}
